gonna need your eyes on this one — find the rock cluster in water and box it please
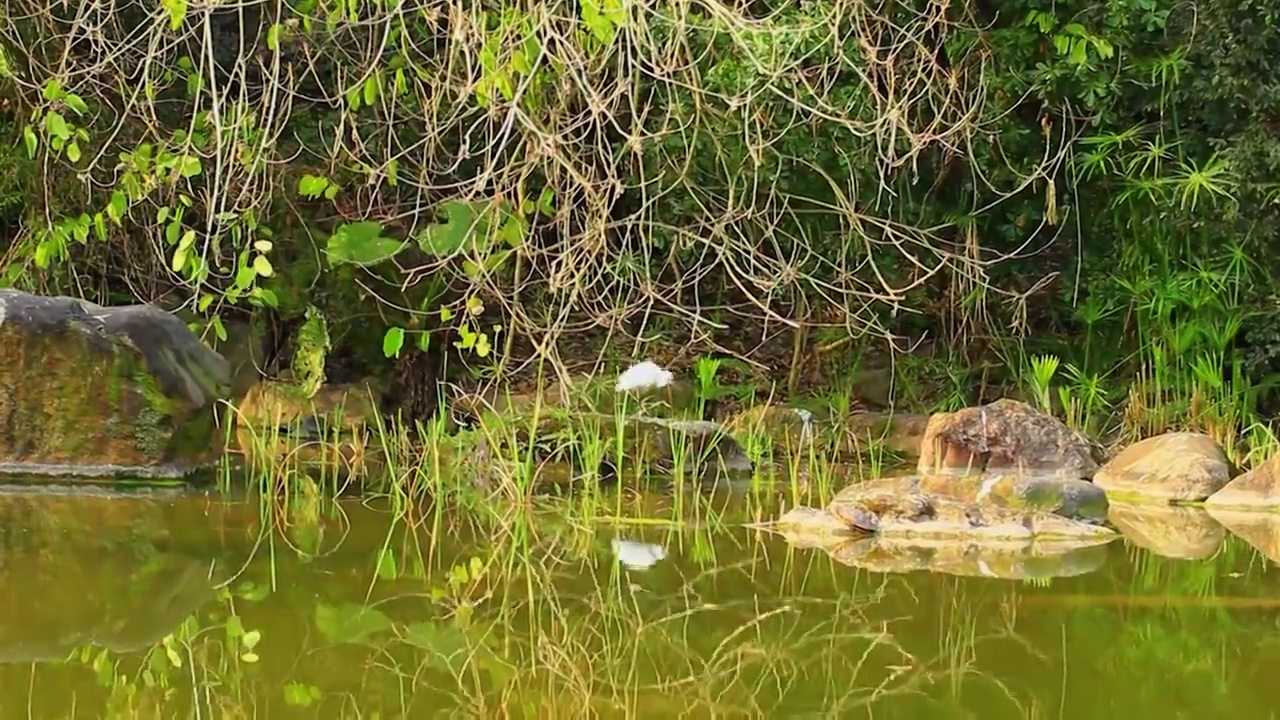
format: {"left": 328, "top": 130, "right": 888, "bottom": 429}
{"left": 761, "top": 397, "right": 1280, "bottom": 579}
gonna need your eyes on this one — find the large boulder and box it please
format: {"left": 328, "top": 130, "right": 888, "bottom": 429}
{"left": 0, "top": 290, "right": 230, "bottom": 478}
{"left": 916, "top": 399, "right": 1098, "bottom": 478}
{"left": 1093, "top": 432, "right": 1230, "bottom": 502}
{"left": 1204, "top": 454, "right": 1280, "bottom": 509}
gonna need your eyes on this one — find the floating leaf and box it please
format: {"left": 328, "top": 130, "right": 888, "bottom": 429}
{"left": 325, "top": 221, "right": 406, "bottom": 267}
{"left": 314, "top": 602, "right": 393, "bottom": 645}
{"left": 242, "top": 629, "right": 262, "bottom": 650}
{"left": 401, "top": 621, "right": 471, "bottom": 672}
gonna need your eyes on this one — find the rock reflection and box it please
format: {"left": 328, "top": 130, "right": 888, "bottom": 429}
{"left": 818, "top": 535, "right": 1112, "bottom": 579}
{"left": 1108, "top": 501, "right": 1225, "bottom": 559}
{"left": 1204, "top": 508, "right": 1280, "bottom": 563}
{"left": 0, "top": 486, "right": 223, "bottom": 663}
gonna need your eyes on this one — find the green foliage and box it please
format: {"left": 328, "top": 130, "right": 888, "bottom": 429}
{"left": 0, "top": 0, "right": 1278, "bottom": 435}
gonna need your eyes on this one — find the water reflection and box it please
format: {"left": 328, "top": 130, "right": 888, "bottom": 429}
{"left": 611, "top": 538, "right": 667, "bottom": 570}
{"left": 1108, "top": 501, "right": 1226, "bottom": 559}
{"left": 0, "top": 483, "right": 1276, "bottom": 717}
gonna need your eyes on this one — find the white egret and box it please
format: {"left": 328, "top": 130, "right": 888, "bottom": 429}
{"left": 615, "top": 359, "right": 673, "bottom": 392}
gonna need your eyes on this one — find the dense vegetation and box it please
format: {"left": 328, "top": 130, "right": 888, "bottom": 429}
{"left": 1, "top": 0, "right": 1278, "bottom": 457}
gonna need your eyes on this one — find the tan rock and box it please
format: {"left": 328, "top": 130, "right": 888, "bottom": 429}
{"left": 1093, "top": 432, "right": 1230, "bottom": 502}
{"left": 232, "top": 379, "right": 385, "bottom": 477}
{"left": 1204, "top": 454, "right": 1280, "bottom": 509}
{"left": 1107, "top": 501, "right": 1224, "bottom": 559}
{"left": 235, "top": 378, "right": 383, "bottom": 430}
{"left": 771, "top": 507, "right": 856, "bottom": 550}
{"left": 916, "top": 399, "right": 1097, "bottom": 478}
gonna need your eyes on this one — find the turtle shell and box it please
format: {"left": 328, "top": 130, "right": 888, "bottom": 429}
{"left": 830, "top": 502, "right": 881, "bottom": 533}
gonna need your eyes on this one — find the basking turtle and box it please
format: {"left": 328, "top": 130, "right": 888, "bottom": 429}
{"left": 829, "top": 487, "right": 935, "bottom": 533}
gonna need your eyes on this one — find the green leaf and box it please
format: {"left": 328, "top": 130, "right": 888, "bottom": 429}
{"left": 107, "top": 191, "right": 127, "bottom": 224}
{"left": 375, "top": 546, "right": 398, "bottom": 579}
{"left": 235, "top": 265, "right": 257, "bottom": 289}
{"left": 253, "top": 255, "right": 274, "bottom": 277}
{"left": 283, "top": 683, "right": 321, "bottom": 707}
{"left": 400, "top": 621, "right": 471, "bottom": 671}
{"left": 178, "top": 155, "right": 202, "bottom": 177}
{"left": 66, "top": 141, "right": 81, "bottom": 163}
{"left": 64, "top": 94, "right": 89, "bottom": 115}
{"left": 314, "top": 602, "right": 393, "bottom": 645}
{"left": 44, "top": 111, "right": 70, "bottom": 140}
{"left": 1069, "top": 39, "right": 1087, "bottom": 65}
{"left": 415, "top": 200, "right": 496, "bottom": 256}
{"left": 41, "top": 79, "right": 63, "bottom": 102}
{"left": 325, "top": 221, "right": 406, "bottom": 266}
{"left": 241, "top": 630, "right": 262, "bottom": 650}
{"left": 267, "top": 24, "right": 282, "bottom": 52}
{"left": 382, "top": 327, "right": 405, "bottom": 358}
{"left": 22, "top": 126, "right": 37, "bottom": 158}
{"left": 171, "top": 246, "right": 189, "bottom": 273}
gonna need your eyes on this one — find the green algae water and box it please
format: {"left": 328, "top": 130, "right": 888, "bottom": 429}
{"left": 0, "top": 482, "right": 1275, "bottom": 719}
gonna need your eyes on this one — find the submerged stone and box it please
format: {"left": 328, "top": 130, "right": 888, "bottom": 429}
{"left": 0, "top": 290, "right": 230, "bottom": 479}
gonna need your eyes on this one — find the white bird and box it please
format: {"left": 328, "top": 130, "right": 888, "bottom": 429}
{"left": 975, "top": 474, "right": 1006, "bottom": 504}
{"left": 615, "top": 359, "right": 673, "bottom": 392}
{"left": 611, "top": 538, "right": 667, "bottom": 570}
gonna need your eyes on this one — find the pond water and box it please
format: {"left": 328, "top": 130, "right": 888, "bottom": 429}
{"left": 0, "top": 479, "right": 1278, "bottom": 718}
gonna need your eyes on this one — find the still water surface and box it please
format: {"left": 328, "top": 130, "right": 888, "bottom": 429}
{"left": 0, "top": 481, "right": 1276, "bottom": 718}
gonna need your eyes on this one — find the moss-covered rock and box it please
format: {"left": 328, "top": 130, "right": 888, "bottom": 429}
{"left": 0, "top": 290, "right": 230, "bottom": 479}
